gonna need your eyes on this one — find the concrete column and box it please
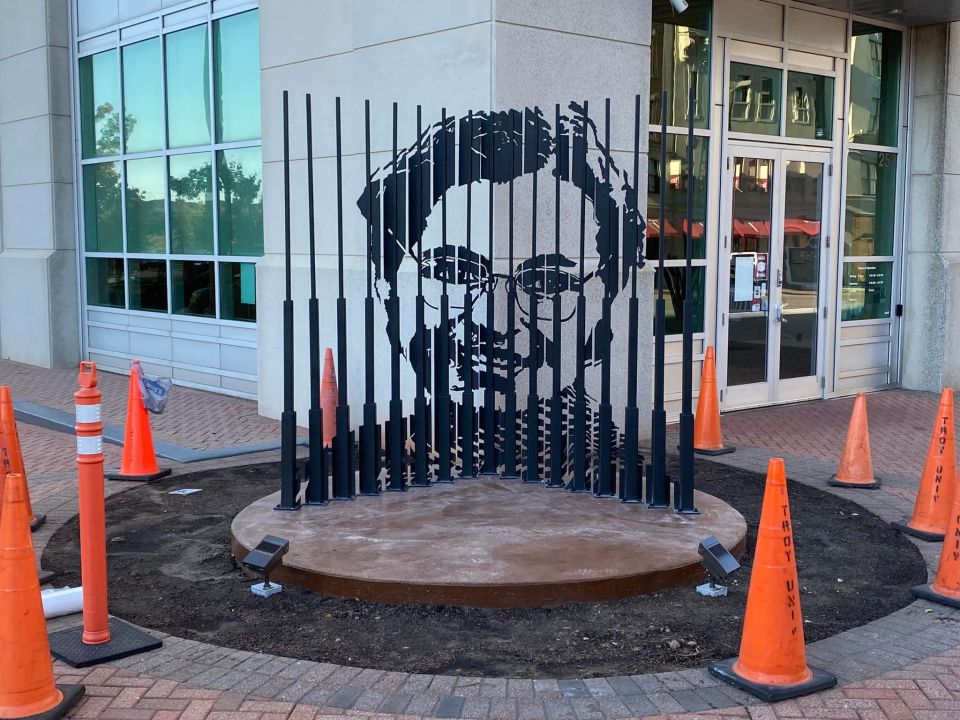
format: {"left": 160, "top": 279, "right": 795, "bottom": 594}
{"left": 0, "top": 0, "right": 79, "bottom": 369}
{"left": 257, "top": 0, "right": 652, "bottom": 442}
{"left": 903, "top": 23, "right": 960, "bottom": 391}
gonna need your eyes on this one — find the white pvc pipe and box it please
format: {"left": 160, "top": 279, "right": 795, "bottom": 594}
{"left": 41, "top": 586, "right": 83, "bottom": 619}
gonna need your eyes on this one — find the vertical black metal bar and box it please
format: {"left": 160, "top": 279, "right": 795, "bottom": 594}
{"left": 305, "top": 94, "right": 327, "bottom": 505}
{"left": 524, "top": 106, "right": 541, "bottom": 485}
{"left": 648, "top": 91, "right": 670, "bottom": 508}
{"left": 596, "top": 98, "right": 614, "bottom": 498}
{"left": 332, "top": 97, "right": 353, "bottom": 500}
{"left": 360, "top": 99, "right": 379, "bottom": 496}
{"left": 547, "top": 103, "right": 564, "bottom": 488}
{"left": 458, "top": 110, "right": 476, "bottom": 479}
{"left": 413, "top": 106, "right": 430, "bottom": 487}
{"left": 435, "top": 109, "right": 453, "bottom": 483}
{"left": 621, "top": 94, "right": 642, "bottom": 504}
{"left": 278, "top": 90, "right": 300, "bottom": 511}
{"left": 480, "top": 108, "right": 498, "bottom": 476}
{"left": 501, "top": 111, "right": 519, "bottom": 480}
{"left": 571, "top": 101, "right": 588, "bottom": 494}
{"left": 677, "top": 87, "right": 699, "bottom": 514}
{"left": 388, "top": 102, "right": 405, "bottom": 491}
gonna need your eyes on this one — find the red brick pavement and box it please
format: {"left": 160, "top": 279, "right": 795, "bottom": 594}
{"left": 714, "top": 390, "right": 957, "bottom": 481}
{"left": 0, "top": 360, "right": 303, "bottom": 453}
{"left": 21, "top": 422, "right": 124, "bottom": 475}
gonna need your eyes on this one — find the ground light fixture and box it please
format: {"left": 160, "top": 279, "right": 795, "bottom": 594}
{"left": 243, "top": 535, "right": 289, "bottom": 597}
{"left": 697, "top": 535, "right": 740, "bottom": 597}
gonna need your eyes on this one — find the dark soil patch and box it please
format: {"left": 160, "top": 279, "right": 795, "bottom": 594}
{"left": 43, "top": 458, "right": 925, "bottom": 679}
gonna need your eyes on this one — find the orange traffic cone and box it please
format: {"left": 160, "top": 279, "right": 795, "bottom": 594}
{"left": 829, "top": 393, "right": 879, "bottom": 489}
{"left": 321, "top": 348, "right": 338, "bottom": 447}
{"left": 0, "top": 387, "right": 46, "bottom": 531}
{"left": 709, "top": 459, "right": 837, "bottom": 701}
{"left": 893, "top": 389, "right": 956, "bottom": 541}
{"left": 104, "top": 362, "right": 171, "bottom": 483}
{"left": 912, "top": 463, "right": 960, "bottom": 608}
{"left": 694, "top": 347, "right": 734, "bottom": 455}
{"left": 0, "top": 472, "right": 84, "bottom": 718}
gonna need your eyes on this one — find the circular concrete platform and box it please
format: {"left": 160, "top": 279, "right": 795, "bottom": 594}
{"left": 231, "top": 478, "right": 747, "bottom": 608}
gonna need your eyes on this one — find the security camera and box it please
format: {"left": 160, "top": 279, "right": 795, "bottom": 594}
{"left": 670, "top": 0, "right": 689, "bottom": 12}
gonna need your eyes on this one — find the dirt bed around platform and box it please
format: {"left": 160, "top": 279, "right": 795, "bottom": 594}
{"left": 43, "top": 458, "right": 925, "bottom": 679}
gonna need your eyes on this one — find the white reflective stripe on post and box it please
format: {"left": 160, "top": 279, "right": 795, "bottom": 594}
{"left": 77, "top": 435, "right": 103, "bottom": 455}
{"left": 75, "top": 404, "right": 102, "bottom": 423}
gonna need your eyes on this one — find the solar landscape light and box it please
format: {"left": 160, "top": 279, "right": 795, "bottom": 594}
{"left": 697, "top": 535, "right": 740, "bottom": 597}
{"left": 243, "top": 535, "right": 289, "bottom": 598}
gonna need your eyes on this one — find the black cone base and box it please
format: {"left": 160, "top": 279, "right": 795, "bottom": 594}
{"left": 891, "top": 520, "right": 944, "bottom": 542}
{"left": 104, "top": 467, "right": 172, "bottom": 483}
{"left": 708, "top": 659, "right": 837, "bottom": 702}
{"left": 829, "top": 475, "right": 880, "bottom": 489}
{"left": 694, "top": 445, "right": 736, "bottom": 456}
{"left": 911, "top": 583, "right": 960, "bottom": 609}
{"left": 21, "top": 684, "right": 85, "bottom": 720}
{"left": 30, "top": 513, "right": 47, "bottom": 531}
{"left": 49, "top": 618, "right": 162, "bottom": 668}
{"left": 38, "top": 569, "right": 56, "bottom": 584}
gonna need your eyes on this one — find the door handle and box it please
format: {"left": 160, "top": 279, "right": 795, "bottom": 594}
{"left": 775, "top": 303, "right": 788, "bottom": 323}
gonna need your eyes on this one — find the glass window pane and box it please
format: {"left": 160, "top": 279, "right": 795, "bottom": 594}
{"left": 647, "top": 133, "right": 708, "bottom": 260}
{"left": 171, "top": 260, "right": 214, "bottom": 316}
{"left": 654, "top": 266, "right": 705, "bottom": 335}
{"left": 165, "top": 24, "right": 211, "bottom": 148}
{"left": 128, "top": 259, "right": 168, "bottom": 313}
{"left": 220, "top": 262, "right": 256, "bottom": 322}
{"left": 844, "top": 149, "right": 897, "bottom": 257}
{"left": 214, "top": 10, "right": 261, "bottom": 143}
{"left": 217, "top": 146, "right": 263, "bottom": 256}
{"left": 86, "top": 257, "right": 125, "bottom": 308}
{"left": 849, "top": 23, "right": 901, "bottom": 147}
{"left": 786, "top": 72, "right": 833, "bottom": 142}
{"left": 79, "top": 49, "right": 120, "bottom": 158}
{"left": 82, "top": 162, "right": 123, "bottom": 252}
{"left": 122, "top": 38, "right": 163, "bottom": 153}
{"left": 125, "top": 157, "right": 166, "bottom": 254}
{"left": 650, "top": 0, "right": 711, "bottom": 130}
{"left": 729, "top": 62, "right": 782, "bottom": 136}
{"left": 841, "top": 261, "right": 893, "bottom": 321}
{"left": 169, "top": 152, "right": 214, "bottom": 255}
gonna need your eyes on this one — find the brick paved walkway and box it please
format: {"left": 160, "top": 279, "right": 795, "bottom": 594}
{"left": 10, "top": 376, "right": 960, "bottom": 720}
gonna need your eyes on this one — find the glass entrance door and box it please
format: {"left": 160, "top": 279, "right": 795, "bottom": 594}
{"left": 718, "top": 147, "right": 830, "bottom": 409}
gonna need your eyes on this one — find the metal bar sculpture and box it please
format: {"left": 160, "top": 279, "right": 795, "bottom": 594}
{"left": 620, "top": 93, "right": 643, "bottom": 504}
{"left": 524, "top": 107, "right": 541, "bottom": 485}
{"left": 481, "top": 109, "right": 499, "bottom": 476}
{"left": 501, "top": 110, "right": 520, "bottom": 480}
{"left": 435, "top": 108, "right": 454, "bottom": 483}
{"left": 570, "top": 100, "right": 589, "bottom": 494}
{"left": 546, "top": 103, "right": 565, "bottom": 489}
{"left": 413, "top": 106, "right": 430, "bottom": 487}
{"left": 647, "top": 91, "right": 670, "bottom": 508}
{"left": 333, "top": 97, "right": 354, "bottom": 500}
{"left": 277, "top": 91, "right": 300, "bottom": 511}
{"left": 305, "top": 94, "right": 328, "bottom": 505}
{"left": 360, "top": 99, "right": 380, "bottom": 496}
{"left": 676, "top": 87, "right": 699, "bottom": 514}
{"left": 595, "top": 99, "right": 614, "bottom": 498}
{"left": 458, "top": 110, "right": 477, "bottom": 480}
{"left": 387, "top": 102, "right": 405, "bottom": 492}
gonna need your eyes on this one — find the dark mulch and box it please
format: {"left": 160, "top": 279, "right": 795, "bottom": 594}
{"left": 43, "top": 457, "right": 925, "bottom": 679}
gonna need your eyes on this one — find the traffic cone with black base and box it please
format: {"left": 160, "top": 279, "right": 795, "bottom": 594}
{"left": 0, "top": 472, "right": 84, "bottom": 719}
{"left": 694, "top": 347, "right": 735, "bottom": 455}
{"left": 0, "top": 387, "right": 46, "bottom": 530}
{"left": 829, "top": 393, "right": 879, "bottom": 489}
{"left": 893, "top": 389, "right": 956, "bottom": 541}
{"left": 104, "top": 362, "right": 171, "bottom": 483}
{"left": 709, "top": 458, "right": 837, "bottom": 702}
{"left": 911, "top": 460, "right": 960, "bottom": 608}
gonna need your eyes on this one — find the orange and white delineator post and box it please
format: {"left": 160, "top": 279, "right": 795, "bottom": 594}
{"left": 75, "top": 362, "right": 111, "bottom": 645}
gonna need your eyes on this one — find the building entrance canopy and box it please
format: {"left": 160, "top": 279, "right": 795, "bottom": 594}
{"left": 797, "top": 0, "right": 960, "bottom": 26}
